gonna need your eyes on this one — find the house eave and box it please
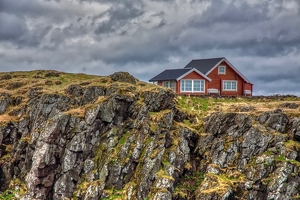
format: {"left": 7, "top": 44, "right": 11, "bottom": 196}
{"left": 176, "top": 68, "right": 212, "bottom": 82}
{"left": 205, "top": 57, "right": 251, "bottom": 83}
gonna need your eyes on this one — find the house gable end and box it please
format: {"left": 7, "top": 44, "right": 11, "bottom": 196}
{"left": 177, "top": 68, "right": 211, "bottom": 82}
{"left": 205, "top": 58, "right": 251, "bottom": 83}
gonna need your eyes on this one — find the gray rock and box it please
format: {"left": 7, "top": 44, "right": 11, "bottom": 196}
{"left": 279, "top": 102, "right": 299, "bottom": 109}
{"left": 66, "top": 85, "right": 83, "bottom": 97}
{"left": 109, "top": 71, "right": 136, "bottom": 85}
{"left": 53, "top": 173, "right": 75, "bottom": 200}
{"left": 290, "top": 117, "right": 300, "bottom": 141}
{"left": 258, "top": 109, "right": 289, "bottom": 132}
{"left": 142, "top": 88, "right": 175, "bottom": 112}
{"left": 153, "top": 191, "right": 172, "bottom": 200}
{"left": 0, "top": 95, "right": 10, "bottom": 114}
{"left": 82, "top": 86, "right": 105, "bottom": 104}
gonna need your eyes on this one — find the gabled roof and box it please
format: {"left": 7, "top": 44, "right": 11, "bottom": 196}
{"left": 149, "top": 68, "right": 211, "bottom": 82}
{"left": 184, "top": 57, "right": 251, "bottom": 83}
{"left": 149, "top": 69, "right": 190, "bottom": 82}
{"left": 184, "top": 57, "right": 224, "bottom": 74}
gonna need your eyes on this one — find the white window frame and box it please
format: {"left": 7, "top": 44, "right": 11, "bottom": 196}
{"left": 162, "top": 81, "right": 176, "bottom": 91}
{"left": 181, "top": 79, "right": 205, "bottom": 93}
{"left": 218, "top": 65, "right": 226, "bottom": 75}
{"left": 223, "top": 80, "right": 237, "bottom": 91}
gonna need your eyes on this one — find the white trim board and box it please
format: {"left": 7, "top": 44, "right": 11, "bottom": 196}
{"left": 205, "top": 58, "right": 251, "bottom": 83}
{"left": 177, "top": 68, "right": 211, "bottom": 82}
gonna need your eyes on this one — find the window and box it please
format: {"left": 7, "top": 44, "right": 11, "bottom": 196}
{"left": 181, "top": 80, "right": 205, "bottom": 92}
{"left": 162, "top": 81, "right": 175, "bottom": 91}
{"left": 181, "top": 80, "right": 192, "bottom": 91}
{"left": 218, "top": 66, "right": 226, "bottom": 74}
{"left": 223, "top": 81, "right": 237, "bottom": 91}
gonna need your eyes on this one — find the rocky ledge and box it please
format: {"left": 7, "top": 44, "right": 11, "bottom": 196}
{"left": 0, "top": 71, "right": 300, "bottom": 200}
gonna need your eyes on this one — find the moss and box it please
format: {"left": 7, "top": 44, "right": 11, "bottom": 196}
{"left": 74, "top": 180, "right": 104, "bottom": 199}
{"left": 0, "top": 152, "right": 13, "bottom": 165}
{"left": 275, "top": 155, "right": 286, "bottom": 162}
{"left": 0, "top": 178, "right": 28, "bottom": 199}
{"left": 118, "top": 136, "right": 127, "bottom": 146}
{"left": 262, "top": 177, "right": 272, "bottom": 185}
{"left": 156, "top": 169, "right": 175, "bottom": 181}
{"left": 263, "top": 151, "right": 275, "bottom": 156}
{"left": 199, "top": 172, "right": 244, "bottom": 196}
{"left": 183, "top": 119, "right": 192, "bottom": 126}
{"left": 149, "top": 122, "right": 158, "bottom": 133}
{"left": 174, "top": 171, "right": 205, "bottom": 197}
{"left": 289, "top": 159, "right": 300, "bottom": 167}
{"left": 145, "top": 138, "right": 152, "bottom": 146}
{"left": 284, "top": 140, "right": 300, "bottom": 151}
{"left": 102, "top": 188, "right": 124, "bottom": 200}
{"left": 0, "top": 190, "right": 14, "bottom": 200}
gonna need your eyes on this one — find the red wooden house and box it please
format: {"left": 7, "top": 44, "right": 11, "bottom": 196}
{"left": 149, "top": 57, "right": 253, "bottom": 96}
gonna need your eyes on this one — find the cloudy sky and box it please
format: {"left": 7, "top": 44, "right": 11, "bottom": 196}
{"left": 1, "top": 0, "right": 299, "bottom": 96}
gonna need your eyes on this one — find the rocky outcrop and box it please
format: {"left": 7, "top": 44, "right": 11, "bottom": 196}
{"left": 1, "top": 72, "right": 300, "bottom": 200}
{"left": 193, "top": 111, "right": 300, "bottom": 200}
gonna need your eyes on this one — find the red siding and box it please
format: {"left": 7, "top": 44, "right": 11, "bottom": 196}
{"left": 207, "top": 61, "right": 251, "bottom": 96}
{"left": 244, "top": 83, "right": 252, "bottom": 90}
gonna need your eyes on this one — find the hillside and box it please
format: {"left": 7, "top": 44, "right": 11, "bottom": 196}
{"left": 1, "top": 70, "right": 300, "bottom": 200}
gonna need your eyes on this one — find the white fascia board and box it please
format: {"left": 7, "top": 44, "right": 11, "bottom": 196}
{"left": 176, "top": 68, "right": 211, "bottom": 82}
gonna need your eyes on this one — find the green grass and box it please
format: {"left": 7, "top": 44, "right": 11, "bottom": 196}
{"left": 177, "top": 96, "right": 211, "bottom": 113}
{"left": 175, "top": 171, "right": 205, "bottom": 193}
{"left": 118, "top": 136, "right": 127, "bottom": 145}
{"left": 0, "top": 190, "right": 15, "bottom": 200}
{"left": 275, "top": 155, "right": 286, "bottom": 162}
{"left": 176, "top": 96, "right": 212, "bottom": 124}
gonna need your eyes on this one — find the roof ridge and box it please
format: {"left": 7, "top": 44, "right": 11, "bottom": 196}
{"left": 164, "top": 68, "right": 190, "bottom": 70}
{"left": 192, "top": 57, "right": 224, "bottom": 61}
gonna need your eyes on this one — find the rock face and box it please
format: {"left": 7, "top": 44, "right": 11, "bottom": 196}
{"left": 1, "top": 72, "right": 300, "bottom": 200}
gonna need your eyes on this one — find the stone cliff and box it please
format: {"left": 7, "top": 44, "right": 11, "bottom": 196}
{"left": 0, "top": 70, "right": 300, "bottom": 200}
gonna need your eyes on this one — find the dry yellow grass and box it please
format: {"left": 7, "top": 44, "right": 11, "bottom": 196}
{"left": 0, "top": 114, "right": 19, "bottom": 122}
{"left": 214, "top": 100, "right": 300, "bottom": 117}
{"left": 0, "top": 70, "right": 158, "bottom": 123}
{"left": 63, "top": 107, "right": 86, "bottom": 118}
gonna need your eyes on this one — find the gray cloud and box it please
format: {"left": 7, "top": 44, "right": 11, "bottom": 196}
{"left": 0, "top": 0, "right": 299, "bottom": 96}
{"left": 0, "top": 12, "right": 27, "bottom": 41}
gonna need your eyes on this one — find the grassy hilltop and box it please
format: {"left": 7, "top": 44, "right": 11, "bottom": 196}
{"left": 1, "top": 70, "right": 300, "bottom": 199}
{"left": 1, "top": 70, "right": 299, "bottom": 123}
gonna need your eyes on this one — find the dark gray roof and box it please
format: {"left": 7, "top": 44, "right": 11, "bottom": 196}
{"left": 184, "top": 57, "right": 224, "bottom": 74}
{"left": 149, "top": 68, "right": 190, "bottom": 82}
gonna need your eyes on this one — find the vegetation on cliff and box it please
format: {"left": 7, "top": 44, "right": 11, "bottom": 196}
{"left": 1, "top": 70, "right": 300, "bottom": 200}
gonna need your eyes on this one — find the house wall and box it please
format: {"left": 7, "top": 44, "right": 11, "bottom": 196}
{"left": 158, "top": 80, "right": 179, "bottom": 93}
{"left": 178, "top": 71, "right": 208, "bottom": 95}
{"left": 207, "top": 61, "right": 250, "bottom": 96}
{"left": 244, "top": 83, "right": 252, "bottom": 90}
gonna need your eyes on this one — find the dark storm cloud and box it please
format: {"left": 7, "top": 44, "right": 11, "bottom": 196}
{"left": 189, "top": 1, "right": 269, "bottom": 26}
{"left": 0, "top": 0, "right": 299, "bottom": 95}
{"left": 0, "top": 12, "right": 27, "bottom": 41}
{"left": 184, "top": 0, "right": 300, "bottom": 57}
{"left": 94, "top": 3, "right": 144, "bottom": 35}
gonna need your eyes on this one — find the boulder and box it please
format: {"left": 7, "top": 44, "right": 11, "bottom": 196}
{"left": 109, "top": 72, "right": 136, "bottom": 85}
